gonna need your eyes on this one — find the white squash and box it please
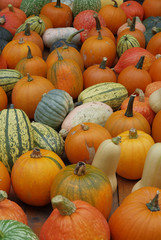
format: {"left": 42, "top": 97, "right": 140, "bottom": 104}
{"left": 92, "top": 136, "right": 121, "bottom": 193}
{"left": 132, "top": 143, "right": 161, "bottom": 192}
{"left": 59, "top": 101, "right": 113, "bottom": 138}
{"left": 149, "top": 88, "right": 161, "bottom": 113}
{"left": 42, "top": 27, "right": 82, "bottom": 48}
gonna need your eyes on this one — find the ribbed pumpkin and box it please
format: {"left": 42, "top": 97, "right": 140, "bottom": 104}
{"left": 0, "top": 163, "right": 11, "bottom": 195}
{"left": 11, "top": 148, "right": 65, "bottom": 206}
{"left": 50, "top": 162, "right": 113, "bottom": 219}
{"left": 31, "top": 121, "right": 64, "bottom": 156}
{"left": 0, "top": 87, "right": 8, "bottom": 111}
{"left": 40, "top": 195, "right": 110, "bottom": 240}
{"left": 116, "top": 128, "right": 155, "bottom": 180}
{"left": 34, "top": 89, "right": 74, "bottom": 129}
{"left": 104, "top": 94, "right": 151, "bottom": 137}
{"left": 142, "top": 0, "right": 161, "bottom": 19}
{"left": 47, "top": 50, "right": 83, "bottom": 99}
{"left": 0, "top": 190, "right": 28, "bottom": 224}
{"left": 0, "top": 219, "right": 39, "bottom": 239}
{"left": 64, "top": 122, "right": 112, "bottom": 164}
{"left": 11, "top": 73, "right": 55, "bottom": 119}
{"left": 0, "top": 105, "right": 34, "bottom": 173}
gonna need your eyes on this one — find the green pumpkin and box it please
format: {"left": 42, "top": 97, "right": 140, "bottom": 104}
{"left": 20, "top": 0, "right": 50, "bottom": 17}
{"left": 34, "top": 89, "right": 74, "bottom": 130}
{"left": 72, "top": 0, "right": 101, "bottom": 17}
{"left": 0, "top": 220, "right": 38, "bottom": 240}
{"left": 0, "top": 105, "right": 33, "bottom": 173}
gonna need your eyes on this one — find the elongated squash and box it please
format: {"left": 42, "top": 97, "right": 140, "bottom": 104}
{"left": 77, "top": 82, "right": 128, "bottom": 111}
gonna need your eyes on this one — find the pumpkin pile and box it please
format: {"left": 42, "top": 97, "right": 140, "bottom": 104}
{"left": 1, "top": 0, "right": 161, "bottom": 239}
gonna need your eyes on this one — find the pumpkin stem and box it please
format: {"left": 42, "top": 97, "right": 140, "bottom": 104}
{"left": 74, "top": 162, "right": 86, "bottom": 176}
{"left": 10, "top": 104, "right": 15, "bottom": 109}
{"left": 133, "top": 88, "right": 145, "bottom": 102}
{"left": 112, "top": 136, "right": 121, "bottom": 145}
{"left": 99, "top": 57, "right": 107, "bottom": 69}
{"left": 27, "top": 45, "right": 33, "bottom": 59}
{"left": 55, "top": 0, "right": 62, "bottom": 8}
{"left": 129, "top": 128, "right": 138, "bottom": 139}
{"left": 56, "top": 48, "right": 64, "bottom": 61}
{"left": 24, "top": 23, "right": 31, "bottom": 36}
{"left": 130, "top": 16, "right": 136, "bottom": 31}
{"left": 51, "top": 195, "right": 76, "bottom": 216}
{"left": 146, "top": 190, "right": 160, "bottom": 212}
{"left": 124, "top": 94, "right": 136, "bottom": 117}
{"left": 97, "top": 30, "right": 103, "bottom": 40}
{"left": 8, "top": 4, "right": 14, "bottom": 12}
{"left": 0, "top": 16, "right": 6, "bottom": 25}
{"left": 112, "top": 0, "right": 118, "bottom": 7}
{"left": 152, "top": 26, "right": 161, "bottom": 34}
{"left": 0, "top": 190, "right": 8, "bottom": 202}
{"left": 81, "top": 123, "right": 89, "bottom": 131}
{"left": 30, "top": 148, "right": 42, "bottom": 158}
{"left": 135, "top": 56, "right": 145, "bottom": 69}
{"left": 66, "top": 29, "right": 84, "bottom": 43}
{"left": 93, "top": 12, "right": 101, "bottom": 31}
{"left": 27, "top": 73, "right": 33, "bottom": 82}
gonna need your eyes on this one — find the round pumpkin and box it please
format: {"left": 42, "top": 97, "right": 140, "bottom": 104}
{"left": 0, "top": 162, "right": 11, "bottom": 195}
{"left": 152, "top": 110, "right": 161, "bottom": 142}
{"left": 142, "top": 0, "right": 161, "bottom": 19}
{"left": 120, "top": 0, "right": 144, "bottom": 20}
{"left": 145, "top": 81, "right": 161, "bottom": 97}
{"left": 11, "top": 148, "right": 65, "bottom": 206}
{"left": 50, "top": 162, "right": 113, "bottom": 219}
{"left": 146, "top": 32, "right": 161, "bottom": 55}
{"left": 0, "top": 86, "right": 8, "bottom": 111}
{"left": 149, "top": 57, "right": 161, "bottom": 82}
{"left": 64, "top": 122, "right": 112, "bottom": 164}
{"left": 0, "top": 4, "right": 27, "bottom": 23}
{"left": 0, "top": 0, "right": 22, "bottom": 9}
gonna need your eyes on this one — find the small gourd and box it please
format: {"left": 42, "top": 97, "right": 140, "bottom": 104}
{"left": 92, "top": 136, "right": 121, "bottom": 193}
{"left": 132, "top": 143, "right": 161, "bottom": 192}
{"left": 149, "top": 88, "right": 161, "bottom": 113}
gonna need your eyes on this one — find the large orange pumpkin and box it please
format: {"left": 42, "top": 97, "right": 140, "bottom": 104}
{"left": 0, "top": 86, "right": 8, "bottom": 111}
{"left": 50, "top": 162, "right": 113, "bottom": 219}
{"left": 149, "top": 57, "right": 161, "bottom": 82}
{"left": 152, "top": 110, "right": 161, "bottom": 142}
{"left": 0, "top": 162, "right": 11, "bottom": 195}
{"left": 142, "top": 0, "right": 161, "bottom": 19}
{"left": 11, "top": 148, "right": 65, "bottom": 206}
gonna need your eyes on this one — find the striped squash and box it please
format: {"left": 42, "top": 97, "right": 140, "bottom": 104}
{"left": 0, "top": 69, "right": 23, "bottom": 96}
{"left": 31, "top": 121, "right": 64, "bottom": 156}
{"left": 0, "top": 219, "right": 38, "bottom": 239}
{"left": 15, "top": 16, "right": 45, "bottom": 36}
{"left": 77, "top": 82, "right": 128, "bottom": 111}
{"left": 72, "top": 0, "right": 101, "bottom": 17}
{"left": 117, "top": 34, "right": 140, "bottom": 58}
{"left": 20, "top": 0, "right": 50, "bottom": 17}
{"left": 0, "top": 105, "right": 33, "bottom": 173}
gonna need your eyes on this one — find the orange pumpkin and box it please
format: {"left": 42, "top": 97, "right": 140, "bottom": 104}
{"left": 117, "top": 56, "right": 152, "bottom": 95}
{"left": 0, "top": 48, "right": 7, "bottom": 69}
{"left": 146, "top": 32, "right": 161, "bottom": 55}
{"left": 152, "top": 110, "right": 161, "bottom": 142}
{"left": 120, "top": 1, "right": 144, "bottom": 20}
{"left": 1, "top": 38, "right": 42, "bottom": 69}
{"left": 104, "top": 94, "right": 151, "bottom": 137}
{"left": 0, "top": 190, "right": 28, "bottom": 224}
{"left": 0, "top": 4, "right": 27, "bottom": 23}
{"left": 11, "top": 148, "right": 66, "bottom": 206}
{"left": 0, "top": 86, "right": 8, "bottom": 111}
{"left": 145, "top": 81, "right": 161, "bottom": 97}
{"left": 142, "top": 0, "right": 161, "bottom": 19}
{"left": 40, "top": 195, "right": 111, "bottom": 240}
{"left": 0, "top": 0, "right": 22, "bottom": 9}
{"left": 11, "top": 73, "right": 55, "bottom": 119}
{"left": 116, "top": 128, "right": 155, "bottom": 180}
{"left": 64, "top": 122, "right": 112, "bottom": 164}
{"left": 83, "top": 57, "right": 117, "bottom": 89}
{"left": 50, "top": 162, "right": 113, "bottom": 219}
{"left": 149, "top": 57, "right": 161, "bottom": 82}
{"left": 0, "top": 162, "right": 11, "bottom": 195}
{"left": 80, "top": 31, "right": 116, "bottom": 68}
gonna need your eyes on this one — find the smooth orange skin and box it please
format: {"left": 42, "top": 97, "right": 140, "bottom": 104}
{"left": 0, "top": 87, "right": 8, "bottom": 111}
{"left": 145, "top": 81, "right": 161, "bottom": 97}
{"left": 0, "top": 162, "right": 11, "bottom": 195}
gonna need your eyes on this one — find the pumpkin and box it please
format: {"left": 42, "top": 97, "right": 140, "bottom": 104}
{"left": 64, "top": 122, "right": 112, "bottom": 164}
{"left": 40, "top": 0, "right": 73, "bottom": 28}
{"left": 99, "top": 0, "right": 127, "bottom": 35}
{"left": 0, "top": 26, "right": 13, "bottom": 42}
{"left": 11, "top": 73, "right": 55, "bottom": 119}
{"left": 1, "top": 38, "right": 42, "bottom": 69}
{"left": 104, "top": 94, "right": 151, "bottom": 137}
{"left": 145, "top": 81, "right": 161, "bottom": 97}
{"left": 121, "top": 88, "right": 155, "bottom": 125}
{"left": 47, "top": 50, "right": 83, "bottom": 99}
{"left": 101, "top": 0, "right": 123, "bottom": 7}
{"left": 0, "top": 48, "right": 7, "bottom": 69}
{"left": 52, "top": 0, "right": 74, "bottom": 10}
{"left": 0, "top": 87, "right": 8, "bottom": 111}
{"left": 109, "top": 186, "right": 161, "bottom": 240}
{"left": 83, "top": 57, "right": 117, "bottom": 89}
{"left": 152, "top": 110, "right": 161, "bottom": 142}
{"left": 149, "top": 88, "right": 161, "bottom": 114}
{"left": 80, "top": 31, "right": 116, "bottom": 68}
{"left": 20, "top": 0, "right": 50, "bottom": 17}
{"left": 40, "top": 195, "right": 110, "bottom": 240}
{"left": 120, "top": 0, "right": 144, "bottom": 20}
{"left": 72, "top": 0, "right": 101, "bottom": 17}
{"left": 0, "top": 4, "right": 26, "bottom": 23}
{"left": 146, "top": 32, "right": 161, "bottom": 55}
{"left": 149, "top": 57, "right": 161, "bottom": 82}
{"left": 0, "top": 105, "right": 34, "bottom": 173}
{"left": 116, "top": 128, "right": 155, "bottom": 180}
{"left": 34, "top": 89, "right": 74, "bottom": 129}
{"left": 0, "top": 0, "right": 22, "bottom": 9}
{"left": 39, "top": 14, "right": 53, "bottom": 30}
{"left": 31, "top": 121, "right": 64, "bottom": 156}
{"left": 15, "top": 46, "right": 47, "bottom": 77}
{"left": 117, "top": 56, "right": 152, "bottom": 95}
{"left": 142, "top": 0, "right": 161, "bottom": 19}
{"left": 11, "top": 148, "right": 65, "bottom": 206}
{"left": 50, "top": 162, "right": 113, "bottom": 219}
{"left": 0, "top": 162, "right": 11, "bottom": 195}
{"left": 0, "top": 190, "right": 27, "bottom": 224}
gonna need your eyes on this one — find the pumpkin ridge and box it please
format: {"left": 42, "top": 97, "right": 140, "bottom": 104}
{"left": 4, "top": 109, "right": 12, "bottom": 171}
{"left": 21, "top": 110, "right": 33, "bottom": 150}
{"left": 43, "top": 156, "right": 63, "bottom": 169}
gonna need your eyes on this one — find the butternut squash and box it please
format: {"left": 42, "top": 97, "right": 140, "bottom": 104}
{"left": 92, "top": 136, "right": 121, "bottom": 193}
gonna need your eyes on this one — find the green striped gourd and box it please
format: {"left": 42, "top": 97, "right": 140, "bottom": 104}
{"left": 20, "top": 0, "right": 50, "bottom": 17}
{"left": 117, "top": 34, "right": 140, "bottom": 58}
{"left": 0, "top": 220, "right": 38, "bottom": 239}
{"left": 31, "top": 121, "right": 64, "bottom": 156}
{"left": 15, "top": 16, "right": 45, "bottom": 36}
{"left": 34, "top": 89, "right": 74, "bottom": 129}
{"left": 77, "top": 82, "right": 128, "bottom": 111}
{"left": 72, "top": 0, "right": 101, "bottom": 17}
{"left": 0, "top": 69, "right": 23, "bottom": 96}
{"left": 0, "top": 105, "right": 33, "bottom": 173}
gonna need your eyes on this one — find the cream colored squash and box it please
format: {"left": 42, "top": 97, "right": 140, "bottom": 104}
{"left": 132, "top": 143, "right": 161, "bottom": 192}
{"left": 92, "top": 136, "right": 121, "bottom": 193}
{"left": 149, "top": 88, "right": 161, "bottom": 113}
{"left": 101, "top": 0, "right": 123, "bottom": 7}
